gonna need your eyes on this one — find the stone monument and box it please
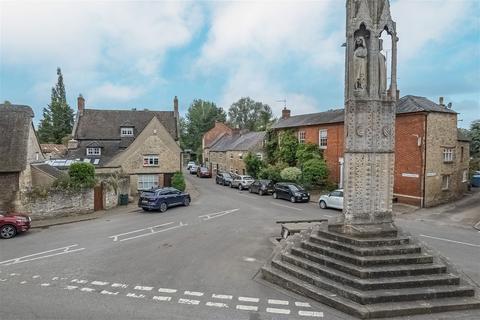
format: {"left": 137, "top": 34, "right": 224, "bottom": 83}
{"left": 262, "top": 1, "right": 480, "bottom": 318}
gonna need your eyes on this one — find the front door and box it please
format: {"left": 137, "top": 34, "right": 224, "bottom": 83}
{"left": 94, "top": 185, "right": 104, "bottom": 211}
{"left": 164, "top": 173, "right": 173, "bottom": 187}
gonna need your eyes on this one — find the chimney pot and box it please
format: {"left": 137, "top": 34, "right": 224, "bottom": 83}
{"left": 281, "top": 107, "right": 291, "bottom": 120}
{"left": 439, "top": 96, "right": 444, "bottom": 106}
{"left": 77, "top": 94, "right": 85, "bottom": 116}
{"left": 174, "top": 96, "right": 179, "bottom": 115}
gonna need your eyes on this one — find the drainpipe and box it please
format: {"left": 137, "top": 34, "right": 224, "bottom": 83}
{"left": 422, "top": 113, "right": 428, "bottom": 208}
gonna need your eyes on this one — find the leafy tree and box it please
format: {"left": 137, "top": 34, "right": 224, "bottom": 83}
{"left": 244, "top": 152, "right": 265, "bottom": 179}
{"left": 228, "top": 97, "right": 274, "bottom": 131}
{"left": 181, "top": 99, "right": 226, "bottom": 160}
{"left": 296, "top": 143, "right": 322, "bottom": 165}
{"left": 301, "top": 158, "right": 329, "bottom": 189}
{"left": 278, "top": 130, "right": 298, "bottom": 166}
{"left": 280, "top": 167, "right": 302, "bottom": 182}
{"left": 258, "top": 162, "right": 287, "bottom": 182}
{"left": 38, "top": 68, "right": 74, "bottom": 143}
{"left": 172, "top": 172, "right": 186, "bottom": 191}
{"left": 470, "top": 120, "right": 480, "bottom": 158}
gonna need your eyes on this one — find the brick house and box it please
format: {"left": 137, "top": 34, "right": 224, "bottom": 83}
{"left": 0, "top": 104, "right": 63, "bottom": 212}
{"left": 202, "top": 122, "right": 233, "bottom": 163}
{"left": 205, "top": 130, "right": 266, "bottom": 176}
{"left": 272, "top": 96, "right": 469, "bottom": 207}
{"left": 64, "top": 95, "right": 181, "bottom": 195}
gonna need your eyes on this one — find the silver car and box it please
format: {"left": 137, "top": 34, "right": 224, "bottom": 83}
{"left": 231, "top": 175, "right": 254, "bottom": 190}
{"left": 319, "top": 189, "right": 343, "bottom": 209}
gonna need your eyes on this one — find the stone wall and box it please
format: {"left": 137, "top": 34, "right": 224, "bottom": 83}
{"left": 0, "top": 173, "right": 20, "bottom": 212}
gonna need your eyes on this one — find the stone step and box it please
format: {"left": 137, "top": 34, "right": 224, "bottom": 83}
{"left": 291, "top": 247, "right": 447, "bottom": 279}
{"left": 262, "top": 265, "right": 480, "bottom": 319}
{"left": 317, "top": 229, "right": 410, "bottom": 247}
{"left": 309, "top": 234, "right": 422, "bottom": 256}
{"left": 281, "top": 252, "right": 460, "bottom": 290}
{"left": 328, "top": 223, "right": 398, "bottom": 238}
{"left": 270, "top": 259, "right": 475, "bottom": 305}
{"left": 302, "top": 241, "right": 433, "bottom": 266}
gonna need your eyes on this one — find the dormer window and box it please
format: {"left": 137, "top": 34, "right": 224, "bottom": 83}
{"left": 121, "top": 127, "right": 134, "bottom": 137}
{"left": 86, "top": 147, "right": 101, "bottom": 156}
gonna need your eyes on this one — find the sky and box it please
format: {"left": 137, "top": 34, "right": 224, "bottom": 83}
{"left": 1, "top": 0, "right": 479, "bottom": 129}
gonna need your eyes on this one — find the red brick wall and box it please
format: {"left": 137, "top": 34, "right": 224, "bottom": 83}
{"left": 202, "top": 122, "right": 232, "bottom": 149}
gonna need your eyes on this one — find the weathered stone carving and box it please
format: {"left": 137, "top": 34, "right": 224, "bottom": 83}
{"left": 353, "top": 36, "right": 368, "bottom": 91}
{"left": 378, "top": 39, "right": 387, "bottom": 95}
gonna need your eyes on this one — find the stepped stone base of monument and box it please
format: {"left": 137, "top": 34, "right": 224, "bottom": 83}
{"left": 261, "top": 223, "right": 480, "bottom": 319}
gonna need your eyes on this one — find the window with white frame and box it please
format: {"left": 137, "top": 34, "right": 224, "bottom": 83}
{"left": 143, "top": 155, "right": 159, "bottom": 167}
{"left": 443, "top": 148, "right": 454, "bottom": 162}
{"left": 86, "top": 147, "right": 101, "bottom": 156}
{"left": 256, "top": 153, "right": 263, "bottom": 160}
{"left": 319, "top": 129, "right": 328, "bottom": 149}
{"left": 441, "top": 175, "right": 450, "bottom": 190}
{"left": 138, "top": 174, "right": 158, "bottom": 190}
{"left": 462, "top": 170, "right": 468, "bottom": 182}
{"left": 298, "top": 131, "right": 306, "bottom": 144}
{"left": 239, "top": 153, "right": 243, "bottom": 160}
{"left": 120, "top": 127, "right": 134, "bottom": 137}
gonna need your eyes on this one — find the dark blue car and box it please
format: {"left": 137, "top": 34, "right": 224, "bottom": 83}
{"left": 138, "top": 187, "right": 190, "bottom": 213}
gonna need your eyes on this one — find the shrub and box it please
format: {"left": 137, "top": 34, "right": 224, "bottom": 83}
{"left": 278, "top": 130, "right": 298, "bottom": 166}
{"left": 172, "top": 171, "right": 186, "bottom": 191}
{"left": 302, "top": 158, "right": 328, "bottom": 189}
{"left": 280, "top": 167, "right": 302, "bottom": 182}
{"left": 296, "top": 143, "right": 322, "bottom": 165}
{"left": 68, "top": 162, "right": 95, "bottom": 189}
{"left": 244, "top": 152, "right": 265, "bottom": 179}
{"left": 259, "top": 162, "right": 287, "bottom": 183}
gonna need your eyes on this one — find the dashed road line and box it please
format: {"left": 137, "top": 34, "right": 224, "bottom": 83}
{"left": 178, "top": 298, "right": 200, "bottom": 305}
{"left": 111, "top": 283, "right": 128, "bottom": 288}
{"left": 266, "top": 307, "right": 291, "bottom": 315}
{"left": 238, "top": 296, "right": 259, "bottom": 303}
{"left": 71, "top": 279, "right": 88, "bottom": 284}
{"left": 91, "top": 281, "right": 109, "bottom": 286}
{"left": 80, "top": 287, "right": 95, "bottom": 292}
{"left": 126, "top": 292, "right": 145, "bottom": 299}
{"left": 236, "top": 305, "right": 258, "bottom": 311}
{"left": 158, "top": 288, "right": 177, "bottom": 293}
{"left": 101, "top": 290, "right": 119, "bottom": 295}
{"left": 295, "top": 302, "right": 311, "bottom": 307}
{"left": 64, "top": 285, "right": 78, "bottom": 290}
{"left": 268, "top": 299, "right": 289, "bottom": 305}
{"left": 206, "top": 301, "right": 229, "bottom": 308}
{"left": 40, "top": 283, "right": 50, "bottom": 287}
{"left": 0, "top": 245, "right": 85, "bottom": 266}
{"left": 212, "top": 294, "right": 233, "bottom": 300}
{"left": 184, "top": 290, "right": 204, "bottom": 297}
{"left": 153, "top": 295, "right": 172, "bottom": 302}
{"left": 135, "top": 285, "right": 154, "bottom": 291}
{"left": 299, "top": 310, "right": 324, "bottom": 317}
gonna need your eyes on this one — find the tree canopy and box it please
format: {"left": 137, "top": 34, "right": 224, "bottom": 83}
{"left": 470, "top": 120, "right": 480, "bottom": 158}
{"left": 227, "top": 97, "right": 274, "bottom": 131}
{"left": 37, "top": 68, "right": 74, "bottom": 144}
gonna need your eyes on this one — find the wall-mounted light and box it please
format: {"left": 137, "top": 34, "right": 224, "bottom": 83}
{"left": 411, "top": 134, "right": 422, "bottom": 147}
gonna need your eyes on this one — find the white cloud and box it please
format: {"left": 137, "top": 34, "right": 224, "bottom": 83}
{"left": 89, "top": 83, "right": 146, "bottom": 103}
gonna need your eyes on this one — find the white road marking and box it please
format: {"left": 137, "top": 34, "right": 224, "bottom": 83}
{"left": 0, "top": 279, "right": 7, "bottom": 282}
{"left": 126, "top": 293, "right": 145, "bottom": 299}
{"left": 184, "top": 290, "right": 204, "bottom": 297}
{"left": 52, "top": 277, "right": 59, "bottom": 281}
{"left": 243, "top": 257, "right": 256, "bottom": 262}
{"left": 267, "top": 307, "right": 291, "bottom": 314}
{"left": 198, "top": 209, "right": 240, "bottom": 221}
{"left": 298, "top": 310, "right": 324, "bottom": 317}
{"left": 135, "top": 285, "right": 153, "bottom": 291}
{"left": 91, "top": 281, "right": 109, "bottom": 286}
{"left": 101, "top": 290, "right": 119, "bottom": 296}
{"left": 178, "top": 298, "right": 200, "bottom": 305}
{"left": 270, "top": 202, "right": 303, "bottom": 211}
{"left": 238, "top": 296, "right": 259, "bottom": 303}
{"left": 40, "top": 283, "right": 50, "bottom": 287}
{"left": 80, "top": 287, "right": 95, "bottom": 292}
{"left": 0, "top": 245, "right": 85, "bottom": 266}
{"left": 419, "top": 234, "right": 480, "bottom": 248}
{"left": 111, "top": 283, "right": 128, "bottom": 288}
{"left": 64, "top": 285, "right": 78, "bottom": 290}
{"left": 20, "top": 281, "right": 27, "bottom": 284}
{"left": 109, "top": 222, "right": 187, "bottom": 242}
{"left": 212, "top": 294, "right": 233, "bottom": 300}
{"left": 236, "top": 305, "right": 258, "bottom": 311}
{"left": 32, "top": 275, "right": 40, "bottom": 279}
{"left": 268, "top": 299, "right": 289, "bottom": 305}
{"left": 206, "top": 301, "right": 229, "bottom": 308}
{"left": 71, "top": 279, "right": 88, "bottom": 284}
{"left": 153, "top": 295, "right": 172, "bottom": 302}
{"left": 9, "top": 273, "right": 20, "bottom": 276}
{"left": 158, "top": 288, "right": 177, "bottom": 293}
{"left": 295, "top": 302, "right": 311, "bottom": 307}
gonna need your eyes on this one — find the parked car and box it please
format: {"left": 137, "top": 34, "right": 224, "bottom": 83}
{"left": 186, "top": 161, "right": 196, "bottom": 170}
{"left": 273, "top": 182, "right": 310, "bottom": 203}
{"left": 249, "top": 179, "right": 275, "bottom": 195}
{"left": 189, "top": 164, "right": 198, "bottom": 174}
{"left": 319, "top": 189, "right": 344, "bottom": 209}
{"left": 231, "top": 175, "right": 254, "bottom": 190}
{"left": 138, "top": 187, "right": 190, "bottom": 213}
{"left": 0, "top": 213, "right": 31, "bottom": 239}
{"left": 197, "top": 166, "right": 211, "bottom": 178}
{"left": 216, "top": 172, "right": 233, "bottom": 186}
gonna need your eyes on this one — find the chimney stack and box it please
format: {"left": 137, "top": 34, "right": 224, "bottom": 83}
{"left": 174, "top": 96, "right": 179, "bottom": 116}
{"left": 439, "top": 96, "right": 444, "bottom": 106}
{"left": 77, "top": 94, "right": 85, "bottom": 116}
{"left": 281, "top": 107, "right": 291, "bottom": 120}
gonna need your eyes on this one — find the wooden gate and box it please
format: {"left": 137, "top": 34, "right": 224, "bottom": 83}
{"left": 94, "top": 185, "right": 104, "bottom": 211}
{"left": 164, "top": 173, "right": 173, "bottom": 187}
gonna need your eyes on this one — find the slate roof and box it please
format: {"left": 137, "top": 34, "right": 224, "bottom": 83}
{"left": 31, "top": 163, "right": 65, "bottom": 178}
{"left": 66, "top": 140, "right": 123, "bottom": 166}
{"left": 210, "top": 131, "right": 266, "bottom": 152}
{"left": 0, "top": 104, "right": 34, "bottom": 172}
{"left": 457, "top": 129, "right": 471, "bottom": 142}
{"left": 74, "top": 109, "right": 178, "bottom": 140}
{"left": 41, "top": 144, "right": 67, "bottom": 157}
{"left": 272, "top": 95, "right": 457, "bottom": 129}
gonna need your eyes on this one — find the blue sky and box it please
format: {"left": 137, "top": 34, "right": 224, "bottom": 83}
{"left": 1, "top": 0, "right": 479, "bottom": 129}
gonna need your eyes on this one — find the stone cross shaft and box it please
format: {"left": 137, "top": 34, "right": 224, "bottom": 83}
{"left": 341, "top": 0, "right": 399, "bottom": 232}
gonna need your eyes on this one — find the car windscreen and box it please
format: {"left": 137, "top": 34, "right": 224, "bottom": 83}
{"left": 244, "top": 176, "right": 253, "bottom": 180}
{"left": 289, "top": 184, "right": 305, "bottom": 192}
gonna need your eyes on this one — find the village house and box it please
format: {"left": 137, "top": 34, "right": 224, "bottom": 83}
{"left": 202, "top": 121, "right": 233, "bottom": 163}
{"left": 63, "top": 95, "right": 181, "bottom": 195}
{"left": 41, "top": 143, "right": 67, "bottom": 159}
{"left": 272, "top": 95, "right": 470, "bottom": 207}
{"left": 0, "top": 104, "right": 63, "bottom": 212}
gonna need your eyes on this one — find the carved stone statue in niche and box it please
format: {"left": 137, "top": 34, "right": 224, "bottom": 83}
{"left": 378, "top": 39, "right": 387, "bottom": 95}
{"left": 353, "top": 36, "right": 367, "bottom": 91}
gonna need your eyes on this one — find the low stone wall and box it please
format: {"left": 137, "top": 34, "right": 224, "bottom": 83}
{"left": 20, "top": 189, "right": 94, "bottom": 219}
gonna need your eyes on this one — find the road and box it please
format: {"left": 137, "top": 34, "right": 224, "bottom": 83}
{"left": 1, "top": 174, "right": 479, "bottom": 320}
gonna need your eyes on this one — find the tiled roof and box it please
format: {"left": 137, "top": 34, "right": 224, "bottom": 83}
{"left": 210, "top": 131, "right": 266, "bottom": 152}
{"left": 31, "top": 163, "right": 65, "bottom": 178}
{"left": 457, "top": 129, "right": 471, "bottom": 142}
{"left": 272, "top": 95, "right": 457, "bottom": 129}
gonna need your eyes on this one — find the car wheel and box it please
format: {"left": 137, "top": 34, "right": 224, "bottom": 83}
{"left": 273, "top": 192, "right": 277, "bottom": 199}
{"left": 248, "top": 187, "right": 252, "bottom": 193}
{"left": 159, "top": 202, "right": 168, "bottom": 213}
{"left": 183, "top": 197, "right": 190, "bottom": 206}
{"left": 290, "top": 196, "right": 296, "bottom": 203}
{"left": 230, "top": 183, "right": 234, "bottom": 188}
{"left": 319, "top": 200, "right": 327, "bottom": 209}
{"left": 0, "top": 224, "right": 17, "bottom": 239}
{"left": 238, "top": 185, "right": 242, "bottom": 191}
{"left": 258, "top": 189, "right": 263, "bottom": 196}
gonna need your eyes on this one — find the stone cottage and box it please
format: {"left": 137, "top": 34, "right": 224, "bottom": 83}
{"left": 65, "top": 95, "right": 181, "bottom": 195}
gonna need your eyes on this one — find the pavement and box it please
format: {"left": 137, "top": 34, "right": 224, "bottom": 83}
{"left": 1, "top": 174, "right": 479, "bottom": 320}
